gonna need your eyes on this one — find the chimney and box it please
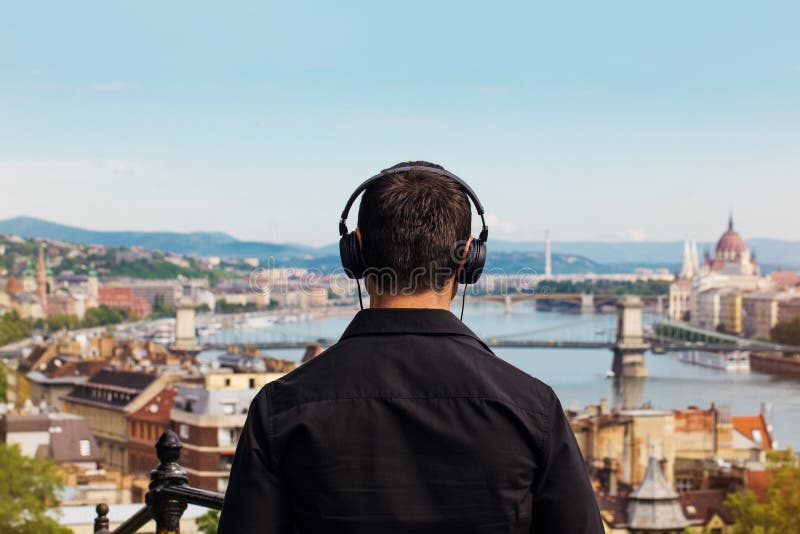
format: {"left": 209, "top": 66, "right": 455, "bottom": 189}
{"left": 600, "top": 398, "right": 610, "bottom": 416}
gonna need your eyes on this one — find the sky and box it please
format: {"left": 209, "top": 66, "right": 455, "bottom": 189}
{"left": 1, "top": 1, "right": 798, "bottom": 246}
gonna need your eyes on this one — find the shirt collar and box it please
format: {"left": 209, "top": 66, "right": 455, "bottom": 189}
{"left": 341, "top": 308, "right": 483, "bottom": 342}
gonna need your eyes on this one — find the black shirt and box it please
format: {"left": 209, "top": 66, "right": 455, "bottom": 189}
{"left": 219, "top": 308, "right": 603, "bottom": 533}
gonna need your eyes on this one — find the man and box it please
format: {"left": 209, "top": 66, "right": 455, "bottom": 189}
{"left": 219, "top": 162, "right": 603, "bottom": 533}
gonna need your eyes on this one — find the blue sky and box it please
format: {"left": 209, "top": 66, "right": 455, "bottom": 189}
{"left": 1, "top": 1, "right": 798, "bottom": 245}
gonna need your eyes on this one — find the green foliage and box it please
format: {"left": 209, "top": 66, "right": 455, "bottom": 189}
{"left": 46, "top": 314, "right": 80, "bottom": 331}
{"left": 195, "top": 303, "right": 211, "bottom": 313}
{"left": 0, "top": 443, "right": 73, "bottom": 534}
{"left": 534, "top": 279, "right": 670, "bottom": 296}
{"left": 215, "top": 299, "right": 256, "bottom": 314}
{"left": 0, "top": 311, "right": 32, "bottom": 346}
{"left": 150, "top": 294, "right": 175, "bottom": 319}
{"left": 725, "top": 449, "right": 800, "bottom": 534}
{"left": 196, "top": 509, "right": 219, "bottom": 534}
{"left": 771, "top": 316, "right": 800, "bottom": 346}
{"left": 81, "top": 305, "right": 130, "bottom": 327}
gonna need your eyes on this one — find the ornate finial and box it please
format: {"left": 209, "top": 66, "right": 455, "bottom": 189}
{"left": 148, "top": 431, "right": 189, "bottom": 530}
{"left": 155, "top": 430, "right": 182, "bottom": 465}
{"left": 94, "top": 503, "right": 110, "bottom": 533}
{"left": 728, "top": 211, "right": 734, "bottom": 231}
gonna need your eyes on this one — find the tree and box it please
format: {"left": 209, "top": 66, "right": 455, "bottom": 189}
{"left": 725, "top": 449, "right": 800, "bottom": 533}
{"left": 196, "top": 509, "right": 219, "bottom": 534}
{"left": 0, "top": 443, "right": 73, "bottom": 534}
{"left": 771, "top": 317, "right": 800, "bottom": 346}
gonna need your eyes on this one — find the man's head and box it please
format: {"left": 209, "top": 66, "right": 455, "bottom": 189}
{"left": 357, "top": 161, "right": 471, "bottom": 300}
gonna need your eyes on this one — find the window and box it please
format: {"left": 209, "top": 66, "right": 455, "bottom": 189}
{"left": 219, "top": 455, "right": 234, "bottom": 471}
{"left": 248, "top": 378, "right": 255, "bottom": 389}
{"left": 224, "top": 378, "right": 231, "bottom": 387}
{"left": 79, "top": 440, "right": 91, "bottom": 457}
{"left": 218, "top": 428, "right": 236, "bottom": 447}
{"left": 221, "top": 403, "right": 236, "bottom": 415}
{"left": 179, "top": 424, "right": 190, "bottom": 439}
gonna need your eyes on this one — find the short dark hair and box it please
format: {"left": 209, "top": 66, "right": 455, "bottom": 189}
{"left": 357, "top": 161, "right": 471, "bottom": 293}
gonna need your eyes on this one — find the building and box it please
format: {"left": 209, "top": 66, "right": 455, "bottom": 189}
{"left": 776, "top": 292, "right": 800, "bottom": 325}
{"left": 127, "top": 387, "right": 177, "bottom": 474}
{"left": 701, "top": 215, "right": 758, "bottom": 276}
{"left": 0, "top": 410, "right": 103, "bottom": 469}
{"left": 26, "top": 357, "right": 110, "bottom": 408}
{"left": 718, "top": 290, "right": 743, "bottom": 335}
{"left": 47, "top": 291, "right": 87, "bottom": 320}
{"left": 62, "top": 370, "right": 179, "bottom": 473}
{"left": 668, "top": 216, "right": 774, "bottom": 330}
{"left": 742, "top": 292, "right": 781, "bottom": 339}
{"left": 98, "top": 287, "right": 152, "bottom": 318}
{"left": 170, "top": 371, "right": 285, "bottom": 491}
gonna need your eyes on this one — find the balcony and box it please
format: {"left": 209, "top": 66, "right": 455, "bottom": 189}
{"left": 93, "top": 431, "right": 224, "bottom": 533}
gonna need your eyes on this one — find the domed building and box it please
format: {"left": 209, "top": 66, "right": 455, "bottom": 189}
{"left": 701, "top": 215, "right": 759, "bottom": 276}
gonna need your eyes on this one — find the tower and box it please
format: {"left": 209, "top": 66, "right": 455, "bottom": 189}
{"left": 679, "top": 238, "right": 698, "bottom": 279}
{"left": 544, "top": 230, "right": 552, "bottom": 278}
{"left": 171, "top": 285, "right": 201, "bottom": 354}
{"left": 87, "top": 263, "right": 99, "bottom": 308}
{"left": 36, "top": 244, "right": 48, "bottom": 319}
{"left": 611, "top": 296, "right": 649, "bottom": 378}
{"left": 626, "top": 455, "right": 689, "bottom": 531}
{"left": 22, "top": 258, "right": 36, "bottom": 292}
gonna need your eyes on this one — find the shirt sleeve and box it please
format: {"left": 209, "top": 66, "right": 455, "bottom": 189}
{"left": 530, "top": 391, "right": 604, "bottom": 534}
{"left": 218, "top": 386, "right": 294, "bottom": 534}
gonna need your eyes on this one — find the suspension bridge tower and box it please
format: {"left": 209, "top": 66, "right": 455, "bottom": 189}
{"left": 612, "top": 296, "right": 650, "bottom": 378}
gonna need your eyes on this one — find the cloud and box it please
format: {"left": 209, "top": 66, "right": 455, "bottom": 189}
{"left": 615, "top": 228, "right": 648, "bottom": 242}
{"left": 485, "top": 213, "right": 520, "bottom": 234}
{"left": 90, "top": 81, "right": 133, "bottom": 92}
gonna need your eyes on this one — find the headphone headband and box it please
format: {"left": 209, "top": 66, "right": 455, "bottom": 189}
{"left": 339, "top": 165, "right": 489, "bottom": 242}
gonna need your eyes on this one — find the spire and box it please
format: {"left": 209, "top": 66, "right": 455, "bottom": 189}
{"left": 728, "top": 211, "right": 734, "bottom": 231}
{"left": 679, "top": 239, "right": 692, "bottom": 279}
{"left": 627, "top": 454, "right": 689, "bottom": 530}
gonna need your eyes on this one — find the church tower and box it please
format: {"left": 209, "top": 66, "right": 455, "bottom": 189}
{"left": 22, "top": 258, "right": 36, "bottom": 292}
{"left": 679, "top": 239, "right": 698, "bottom": 279}
{"left": 87, "top": 263, "right": 99, "bottom": 308}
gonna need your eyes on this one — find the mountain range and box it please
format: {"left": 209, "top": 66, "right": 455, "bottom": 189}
{"left": 2, "top": 216, "right": 799, "bottom": 271}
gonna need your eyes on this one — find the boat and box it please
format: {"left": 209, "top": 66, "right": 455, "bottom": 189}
{"left": 678, "top": 350, "right": 750, "bottom": 372}
{"left": 244, "top": 316, "right": 276, "bottom": 329}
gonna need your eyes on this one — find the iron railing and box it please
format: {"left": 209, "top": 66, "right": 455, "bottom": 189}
{"left": 94, "top": 430, "right": 225, "bottom": 533}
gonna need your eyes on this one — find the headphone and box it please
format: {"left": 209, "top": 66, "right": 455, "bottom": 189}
{"left": 339, "top": 165, "right": 489, "bottom": 285}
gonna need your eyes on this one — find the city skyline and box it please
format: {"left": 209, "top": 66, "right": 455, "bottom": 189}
{"left": 1, "top": 1, "right": 799, "bottom": 244}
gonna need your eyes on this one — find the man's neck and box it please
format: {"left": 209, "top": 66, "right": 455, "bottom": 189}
{"left": 368, "top": 290, "right": 452, "bottom": 311}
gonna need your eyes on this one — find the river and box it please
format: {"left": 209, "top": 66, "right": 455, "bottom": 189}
{"left": 199, "top": 301, "right": 800, "bottom": 449}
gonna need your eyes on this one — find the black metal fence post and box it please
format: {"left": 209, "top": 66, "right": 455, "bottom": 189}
{"left": 94, "top": 503, "right": 111, "bottom": 533}
{"left": 146, "top": 430, "right": 189, "bottom": 534}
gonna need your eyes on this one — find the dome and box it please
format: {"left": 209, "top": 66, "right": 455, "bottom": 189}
{"left": 715, "top": 215, "right": 746, "bottom": 255}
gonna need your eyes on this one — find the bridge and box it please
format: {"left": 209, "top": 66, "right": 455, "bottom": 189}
{"left": 474, "top": 292, "right": 666, "bottom": 315}
{"left": 198, "top": 296, "right": 800, "bottom": 379}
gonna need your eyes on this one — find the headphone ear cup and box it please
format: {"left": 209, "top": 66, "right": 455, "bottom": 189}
{"left": 457, "top": 239, "right": 486, "bottom": 285}
{"left": 339, "top": 232, "right": 366, "bottom": 279}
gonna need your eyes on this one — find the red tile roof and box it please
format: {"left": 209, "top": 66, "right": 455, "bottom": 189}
{"left": 733, "top": 415, "right": 772, "bottom": 450}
